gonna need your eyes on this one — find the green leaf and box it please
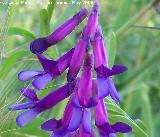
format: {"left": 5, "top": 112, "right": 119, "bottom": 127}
{"left": 0, "top": 50, "right": 28, "bottom": 79}
{"left": 140, "top": 84, "right": 154, "bottom": 137}
{"left": 116, "top": 2, "right": 153, "bottom": 36}
{"left": 110, "top": 115, "right": 148, "bottom": 137}
{"left": 112, "top": 0, "right": 133, "bottom": 31}
{"left": 122, "top": 47, "right": 160, "bottom": 85}
{"left": 40, "top": 9, "right": 50, "bottom": 35}
{"left": 135, "top": 119, "right": 148, "bottom": 134}
{"left": 12, "top": 117, "right": 49, "bottom": 137}
{"left": 47, "top": 0, "right": 57, "bottom": 21}
{"left": 8, "top": 27, "right": 36, "bottom": 40}
{"left": 106, "top": 98, "right": 149, "bottom": 137}
{"left": 108, "top": 31, "right": 117, "bottom": 67}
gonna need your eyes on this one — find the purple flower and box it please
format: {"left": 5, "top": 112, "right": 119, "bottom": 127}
{"left": 30, "top": 8, "right": 88, "bottom": 54}
{"left": 18, "top": 48, "right": 74, "bottom": 90}
{"left": 92, "top": 27, "right": 128, "bottom": 102}
{"left": 67, "top": 2, "right": 99, "bottom": 82}
{"left": 41, "top": 97, "right": 92, "bottom": 137}
{"left": 93, "top": 99, "right": 132, "bottom": 137}
{"left": 9, "top": 82, "right": 76, "bottom": 127}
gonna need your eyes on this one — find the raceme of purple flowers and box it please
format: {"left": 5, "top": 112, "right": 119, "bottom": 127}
{"left": 9, "top": 1, "right": 132, "bottom": 137}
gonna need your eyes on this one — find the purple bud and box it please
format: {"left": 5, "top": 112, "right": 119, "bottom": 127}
{"left": 82, "top": 2, "right": 99, "bottom": 40}
{"left": 92, "top": 27, "right": 108, "bottom": 69}
{"left": 77, "top": 53, "right": 93, "bottom": 106}
{"left": 67, "top": 37, "right": 88, "bottom": 82}
{"left": 30, "top": 8, "right": 88, "bottom": 54}
{"left": 93, "top": 99, "right": 108, "bottom": 126}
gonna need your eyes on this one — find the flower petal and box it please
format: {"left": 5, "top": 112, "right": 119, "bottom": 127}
{"left": 99, "top": 123, "right": 115, "bottom": 133}
{"left": 111, "top": 65, "right": 128, "bottom": 75}
{"left": 83, "top": 2, "right": 99, "bottom": 39}
{"left": 95, "top": 65, "right": 112, "bottom": 77}
{"left": 83, "top": 109, "right": 92, "bottom": 134}
{"left": 71, "top": 94, "right": 81, "bottom": 108}
{"left": 18, "top": 70, "right": 43, "bottom": 81}
{"left": 35, "top": 84, "right": 70, "bottom": 109}
{"left": 111, "top": 122, "right": 132, "bottom": 133}
{"left": 37, "top": 54, "right": 60, "bottom": 77}
{"left": 41, "top": 119, "right": 61, "bottom": 131}
{"left": 16, "top": 108, "right": 43, "bottom": 127}
{"left": 109, "top": 133, "right": 116, "bottom": 137}
{"left": 96, "top": 64, "right": 128, "bottom": 78}
{"left": 97, "top": 76, "right": 110, "bottom": 98}
{"left": 107, "top": 78, "right": 120, "bottom": 102}
{"left": 78, "top": 125, "right": 92, "bottom": 137}
{"left": 54, "top": 128, "right": 68, "bottom": 137}
{"left": 67, "top": 38, "right": 87, "bottom": 82}
{"left": 68, "top": 108, "right": 82, "bottom": 131}
{"left": 86, "top": 98, "right": 98, "bottom": 108}
{"left": 20, "top": 87, "right": 38, "bottom": 101}
{"left": 57, "top": 48, "right": 74, "bottom": 73}
{"left": 92, "top": 27, "right": 108, "bottom": 68}
{"left": 32, "top": 73, "right": 52, "bottom": 90}
{"left": 8, "top": 102, "right": 35, "bottom": 110}
{"left": 49, "top": 133, "right": 54, "bottom": 137}
{"left": 78, "top": 53, "right": 93, "bottom": 106}
{"left": 100, "top": 133, "right": 116, "bottom": 137}
{"left": 93, "top": 99, "right": 108, "bottom": 126}
{"left": 30, "top": 37, "right": 51, "bottom": 54}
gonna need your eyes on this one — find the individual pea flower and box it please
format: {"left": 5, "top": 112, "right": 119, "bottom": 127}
{"left": 72, "top": 53, "right": 98, "bottom": 108}
{"left": 18, "top": 48, "right": 74, "bottom": 90}
{"left": 93, "top": 98, "right": 132, "bottom": 137}
{"left": 9, "top": 81, "right": 76, "bottom": 127}
{"left": 30, "top": 8, "right": 88, "bottom": 54}
{"left": 41, "top": 98, "right": 92, "bottom": 137}
{"left": 67, "top": 2, "right": 99, "bottom": 82}
{"left": 92, "top": 27, "right": 128, "bottom": 102}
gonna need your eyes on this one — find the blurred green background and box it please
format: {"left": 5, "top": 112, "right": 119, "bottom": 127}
{"left": 0, "top": 0, "right": 160, "bottom": 137}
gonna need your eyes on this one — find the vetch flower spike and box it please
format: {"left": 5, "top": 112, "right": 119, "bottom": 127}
{"left": 92, "top": 27, "right": 128, "bottom": 102}
{"left": 30, "top": 8, "right": 88, "bottom": 54}
{"left": 67, "top": 2, "right": 100, "bottom": 82}
{"left": 9, "top": 82, "right": 76, "bottom": 127}
{"left": 18, "top": 48, "right": 74, "bottom": 90}
{"left": 93, "top": 99, "right": 132, "bottom": 137}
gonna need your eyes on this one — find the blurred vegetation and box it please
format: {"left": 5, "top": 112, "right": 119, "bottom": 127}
{"left": 0, "top": 0, "right": 160, "bottom": 137}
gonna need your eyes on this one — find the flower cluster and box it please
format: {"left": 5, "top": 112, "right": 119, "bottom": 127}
{"left": 9, "top": 1, "right": 132, "bottom": 137}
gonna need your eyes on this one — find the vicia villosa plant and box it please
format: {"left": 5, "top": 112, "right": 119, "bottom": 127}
{"left": 9, "top": 1, "right": 132, "bottom": 137}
